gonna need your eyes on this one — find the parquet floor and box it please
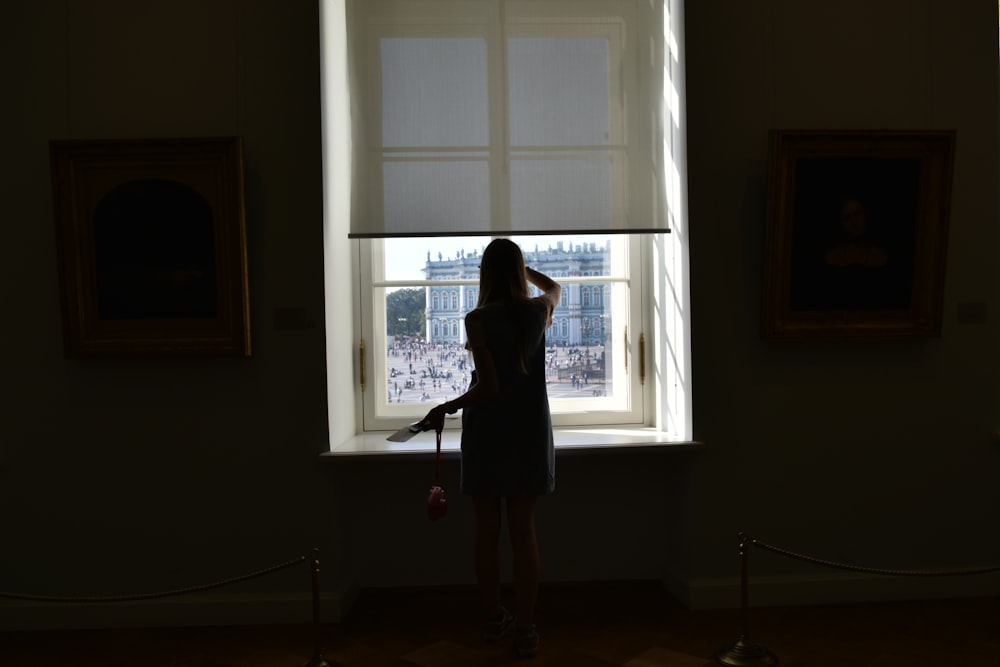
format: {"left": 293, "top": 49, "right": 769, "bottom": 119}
{"left": 2, "top": 584, "right": 998, "bottom": 666}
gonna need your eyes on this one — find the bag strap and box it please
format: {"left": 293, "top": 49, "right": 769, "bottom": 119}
{"left": 435, "top": 429, "right": 442, "bottom": 481}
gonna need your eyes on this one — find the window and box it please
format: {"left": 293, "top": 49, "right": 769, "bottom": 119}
{"left": 360, "top": 234, "right": 645, "bottom": 431}
{"left": 320, "top": 0, "right": 692, "bottom": 445}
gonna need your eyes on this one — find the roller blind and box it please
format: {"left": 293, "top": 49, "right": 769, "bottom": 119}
{"left": 345, "top": 0, "right": 672, "bottom": 238}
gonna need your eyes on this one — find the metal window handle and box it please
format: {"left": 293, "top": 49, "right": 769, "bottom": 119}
{"left": 639, "top": 333, "right": 645, "bottom": 386}
{"left": 359, "top": 339, "right": 366, "bottom": 392}
{"left": 624, "top": 326, "right": 628, "bottom": 375}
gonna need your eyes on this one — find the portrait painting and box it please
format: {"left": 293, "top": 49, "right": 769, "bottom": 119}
{"left": 763, "top": 130, "right": 955, "bottom": 340}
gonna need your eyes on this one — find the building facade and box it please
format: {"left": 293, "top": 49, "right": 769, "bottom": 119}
{"left": 424, "top": 240, "right": 611, "bottom": 347}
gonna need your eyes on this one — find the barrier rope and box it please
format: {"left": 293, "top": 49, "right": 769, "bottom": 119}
{"left": 0, "top": 554, "right": 307, "bottom": 603}
{"left": 746, "top": 532, "right": 1000, "bottom": 578}
{"left": 715, "top": 532, "right": 1000, "bottom": 667}
{"left": 0, "top": 551, "right": 337, "bottom": 666}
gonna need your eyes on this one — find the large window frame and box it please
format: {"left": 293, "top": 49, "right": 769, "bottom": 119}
{"left": 358, "top": 234, "right": 648, "bottom": 433}
{"left": 320, "top": 0, "right": 693, "bottom": 449}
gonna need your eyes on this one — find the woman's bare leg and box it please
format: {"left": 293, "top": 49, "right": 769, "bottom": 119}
{"left": 472, "top": 496, "right": 503, "bottom": 615}
{"left": 506, "top": 495, "right": 540, "bottom": 628}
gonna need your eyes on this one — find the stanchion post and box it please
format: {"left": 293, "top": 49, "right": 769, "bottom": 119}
{"left": 301, "top": 549, "right": 341, "bottom": 667}
{"left": 714, "top": 532, "right": 778, "bottom": 667}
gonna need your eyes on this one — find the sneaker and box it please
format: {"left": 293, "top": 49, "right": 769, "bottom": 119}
{"left": 513, "top": 625, "right": 539, "bottom": 659}
{"left": 483, "top": 608, "right": 516, "bottom": 641}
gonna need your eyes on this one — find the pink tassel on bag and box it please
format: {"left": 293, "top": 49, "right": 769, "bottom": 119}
{"left": 427, "top": 485, "right": 447, "bottom": 520}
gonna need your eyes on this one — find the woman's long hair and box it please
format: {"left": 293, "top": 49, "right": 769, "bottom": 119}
{"left": 476, "top": 238, "right": 532, "bottom": 374}
{"left": 476, "top": 238, "right": 529, "bottom": 307}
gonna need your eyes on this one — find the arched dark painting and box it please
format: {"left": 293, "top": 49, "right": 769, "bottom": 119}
{"left": 93, "top": 179, "right": 218, "bottom": 319}
{"left": 50, "top": 137, "right": 249, "bottom": 357}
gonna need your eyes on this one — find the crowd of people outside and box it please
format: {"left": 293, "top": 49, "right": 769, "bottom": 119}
{"left": 386, "top": 340, "right": 607, "bottom": 404}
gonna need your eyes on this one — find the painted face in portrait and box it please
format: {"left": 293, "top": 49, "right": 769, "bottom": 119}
{"left": 840, "top": 198, "right": 867, "bottom": 237}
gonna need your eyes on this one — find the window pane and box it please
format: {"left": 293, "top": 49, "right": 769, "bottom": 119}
{"left": 510, "top": 158, "right": 612, "bottom": 230}
{"left": 382, "top": 161, "right": 490, "bottom": 234}
{"left": 507, "top": 37, "right": 611, "bottom": 147}
{"left": 378, "top": 236, "right": 629, "bottom": 419}
{"left": 384, "top": 237, "right": 481, "bottom": 282}
{"left": 380, "top": 38, "right": 488, "bottom": 147}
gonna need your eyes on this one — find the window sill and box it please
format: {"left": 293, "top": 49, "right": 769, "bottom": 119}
{"left": 321, "top": 427, "right": 703, "bottom": 461}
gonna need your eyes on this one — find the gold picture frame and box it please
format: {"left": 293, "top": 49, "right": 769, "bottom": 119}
{"left": 50, "top": 137, "right": 251, "bottom": 357}
{"left": 763, "top": 130, "right": 955, "bottom": 340}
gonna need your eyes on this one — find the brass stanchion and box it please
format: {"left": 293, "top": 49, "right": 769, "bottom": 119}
{"left": 714, "top": 532, "right": 778, "bottom": 666}
{"left": 302, "top": 549, "right": 342, "bottom": 667}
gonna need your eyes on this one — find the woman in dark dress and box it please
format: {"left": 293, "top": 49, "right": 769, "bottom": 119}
{"left": 421, "top": 238, "right": 561, "bottom": 658}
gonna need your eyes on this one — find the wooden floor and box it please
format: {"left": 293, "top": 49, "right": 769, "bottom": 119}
{"left": 2, "top": 584, "right": 999, "bottom": 666}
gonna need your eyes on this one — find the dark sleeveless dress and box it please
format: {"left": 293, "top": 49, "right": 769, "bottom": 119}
{"left": 460, "top": 299, "right": 555, "bottom": 497}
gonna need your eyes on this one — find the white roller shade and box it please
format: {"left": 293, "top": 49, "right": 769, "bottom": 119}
{"left": 344, "top": 0, "right": 674, "bottom": 238}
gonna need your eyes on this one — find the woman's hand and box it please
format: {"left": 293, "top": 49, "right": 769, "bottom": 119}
{"left": 525, "top": 266, "right": 561, "bottom": 329}
{"left": 420, "top": 403, "right": 450, "bottom": 433}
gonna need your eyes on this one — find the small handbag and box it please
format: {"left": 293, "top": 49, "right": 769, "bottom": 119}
{"left": 426, "top": 430, "right": 447, "bottom": 521}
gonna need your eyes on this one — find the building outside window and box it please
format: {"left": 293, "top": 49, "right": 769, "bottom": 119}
{"left": 424, "top": 240, "right": 611, "bottom": 349}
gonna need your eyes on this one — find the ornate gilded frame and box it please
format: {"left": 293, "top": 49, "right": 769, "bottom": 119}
{"left": 763, "top": 130, "right": 955, "bottom": 340}
{"left": 50, "top": 137, "right": 251, "bottom": 357}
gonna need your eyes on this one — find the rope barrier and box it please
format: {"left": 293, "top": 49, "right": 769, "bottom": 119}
{"left": 0, "top": 555, "right": 308, "bottom": 603}
{"left": 750, "top": 535, "right": 1000, "bottom": 578}
{"left": 715, "top": 532, "right": 1000, "bottom": 667}
{"left": 0, "top": 549, "right": 340, "bottom": 667}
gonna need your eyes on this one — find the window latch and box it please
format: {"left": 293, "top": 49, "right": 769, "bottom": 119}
{"left": 624, "top": 326, "right": 629, "bottom": 375}
{"left": 639, "top": 332, "right": 645, "bottom": 386}
{"left": 359, "top": 339, "right": 366, "bottom": 393}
